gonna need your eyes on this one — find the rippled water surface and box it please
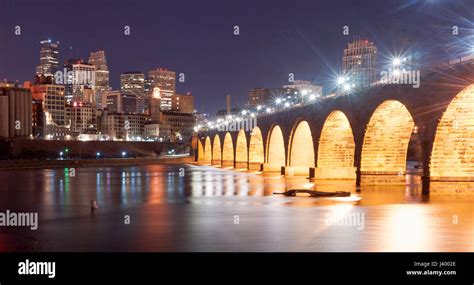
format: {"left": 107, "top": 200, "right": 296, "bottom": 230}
{"left": 0, "top": 164, "right": 472, "bottom": 252}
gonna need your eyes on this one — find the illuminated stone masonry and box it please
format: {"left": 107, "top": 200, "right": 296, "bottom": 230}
{"left": 196, "top": 64, "right": 474, "bottom": 192}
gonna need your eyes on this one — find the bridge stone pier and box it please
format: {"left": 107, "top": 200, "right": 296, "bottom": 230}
{"left": 195, "top": 60, "right": 474, "bottom": 193}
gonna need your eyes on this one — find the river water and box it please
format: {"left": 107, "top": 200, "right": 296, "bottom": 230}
{"left": 0, "top": 164, "right": 472, "bottom": 252}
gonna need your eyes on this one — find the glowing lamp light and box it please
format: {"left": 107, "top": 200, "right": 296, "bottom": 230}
{"left": 309, "top": 94, "right": 316, "bottom": 101}
{"left": 284, "top": 102, "right": 290, "bottom": 107}
{"left": 343, "top": 84, "right": 351, "bottom": 91}
{"left": 337, "top": 76, "right": 346, "bottom": 85}
{"left": 266, "top": 107, "right": 272, "bottom": 113}
{"left": 241, "top": 110, "right": 247, "bottom": 115}
{"left": 256, "top": 105, "right": 262, "bottom": 110}
{"left": 121, "top": 151, "right": 127, "bottom": 158}
{"left": 301, "top": 89, "right": 308, "bottom": 96}
{"left": 275, "top": 98, "right": 282, "bottom": 104}
{"left": 392, "top": 57, "right": 401, "bottom": 66}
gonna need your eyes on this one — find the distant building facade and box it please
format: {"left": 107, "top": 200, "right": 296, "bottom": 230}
{"left": 172, "top": 92, "right": 194, "bottom": 113}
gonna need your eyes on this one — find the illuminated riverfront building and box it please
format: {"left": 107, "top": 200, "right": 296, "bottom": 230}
{"left": 30, "top": 84, "right": 66, "bottom": 125}
{"left": 148, "top": 68, "right": 175, "bottom": 111}
{"left": 101, "top": 112, "right": 147, "bottom": 140}
{"left": 342, "top": 39, "right": 377, "bottom": 88}
{"left": 36, "top": 39, "right": 60, "bottom": 78}
{"left": 159, "top": 111, "right": 195, "bottom": 142}
{"left": 65, "top": 101, "right": 97, "bottom": 133}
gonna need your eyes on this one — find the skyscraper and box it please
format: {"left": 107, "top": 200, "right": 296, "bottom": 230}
{"left": 148, "top": 68, "right": 176, "bottom": 111}
{"left": 120, "top": 72, "right": 145, "bottom": 113}
{"left": 342, "top": 39, "right": 377, "bottom": 88}
{"left": 88, "top": 51, "right": 110, "bottom": 107}
{"left": 36, "top": 39, "right": 59, "bottom": 77}
{"left": 63, "top": 58, "right": 96, "bottom": 104}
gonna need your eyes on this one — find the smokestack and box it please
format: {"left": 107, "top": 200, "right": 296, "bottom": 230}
{"left": 226, "top": 94, "right": 231, "bottom": 115}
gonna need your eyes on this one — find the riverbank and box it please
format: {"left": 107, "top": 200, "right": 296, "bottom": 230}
{"left": 0, "top": 155, "right": 194, "bottom": 170}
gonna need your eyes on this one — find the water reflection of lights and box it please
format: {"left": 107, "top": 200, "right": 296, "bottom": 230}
{"left": 383, "top": 205, "right": 431, "bottom": 252}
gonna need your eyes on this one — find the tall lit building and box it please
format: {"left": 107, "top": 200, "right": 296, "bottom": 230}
{"left": 88, "top": 51, "right": 110, "bottom": 107}
{"left": 64, "top": 58, "right": 96, "bottom": 104}
{"left": 148, "top": 68, "right": 175, "bottom": 111}
{"left": 342, "top": 39, "right": 377, "bottom": 88}
{"left": 120, "top": 72, "right": 145, "bottom": 113}
{"left": 36, "top": 39, "right": 60, "bottom": 78}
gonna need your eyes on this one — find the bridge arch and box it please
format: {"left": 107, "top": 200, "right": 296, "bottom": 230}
{"left": 288, "top": 120, "right": 315, "bottom": 175}
{"left": 235, "top": 129, "right": 248, "bottom": 169}
{"left": 264, "top": 125, "right": 285, "bottom": 172}
{"left": 197, "top": 139, "right": 205, "bottom": 162}
{"left": 212, "top": 134, "right": 222, "bottom": 165}
{"left": 317, "top": 111, "right": 356, "bottom": 180}
{"left": 361, "top": 100, "right": 415, "bottom": 184}
{"left": 248, "top": 127, "right": 264, "bottom": 170}
{"left": 431, "top": 84, "right": 474, "bottom": 181}
{"left": 203, "top": 136, "right": 212, "bottom": 164}
{"left": 222, "top": 132, "right": 234, "bottom": 167}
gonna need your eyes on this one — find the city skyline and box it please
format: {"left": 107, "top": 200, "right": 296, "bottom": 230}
{"left": 2, "top": 0, "right": 473, "bottom": 114}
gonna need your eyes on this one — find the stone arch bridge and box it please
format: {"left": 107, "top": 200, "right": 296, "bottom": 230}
{"left": 195, "top": 60, "right": 474, "bottom": 193}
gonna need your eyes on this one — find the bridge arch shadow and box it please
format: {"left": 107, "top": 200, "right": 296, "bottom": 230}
{"left": 361, "top": 100, "right": 417, "bottom": 185}
{"left": 316, "top": 110, "right": 356, "bottom": 180}
{"left": 212, "top": 134, "right": 222, "bottom": 165}
{"left": 288, "top": 120, "right": 315, "bottom": 176}
{"left": 264, "top": 125, "right": 285, "bottom": 172}
{"left": 249, "top": 127, "right": 264, "bottom": 171}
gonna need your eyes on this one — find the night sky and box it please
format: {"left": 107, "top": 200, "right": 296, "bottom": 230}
{"left": 1, "top": 0, "right": 472, "bottom": 114}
